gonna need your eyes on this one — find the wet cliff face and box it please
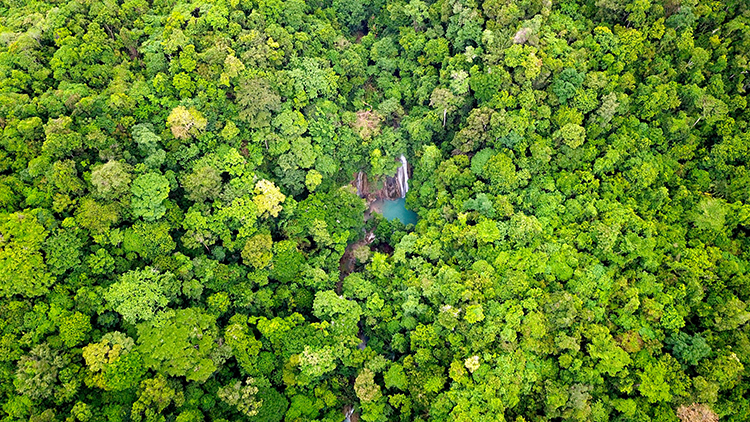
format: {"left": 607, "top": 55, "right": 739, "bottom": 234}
{"left": 352, "top": 156, "right": 410, "bottom": 201}
{"left": 383, "top": 175, "right": 403, "bottom": 199}
{"left": 354, "top": 171, "right": 368, "bottom": 197}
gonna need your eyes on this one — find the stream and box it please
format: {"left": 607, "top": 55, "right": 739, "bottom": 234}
{"left": 339, "top": 156, "right": 416, "bottom": 422}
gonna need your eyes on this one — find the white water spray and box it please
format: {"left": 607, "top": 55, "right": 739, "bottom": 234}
{"left": 397, "top": 155, "right": 409, "bottom": 198}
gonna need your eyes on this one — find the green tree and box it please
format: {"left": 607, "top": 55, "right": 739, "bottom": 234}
{"left": 305, "top": 170, "right": 322, "bottom": 192}
{"left": 136, "top": 308, "right": 221, "bottom": 382}
{"left": 105, "top": 268, "right": 174, "bottom": 325}
{"left": 333, "top": 0, "right": 368, "bottom": 31}
{"left": 298, "top": 345, "right": 337, "bottom": 383}
{"left": 235, "top": 78, "right": 281, "bottom": 128}
{"left": 484, "top": 152, "right": 518, "bottom": 193}
{"left": 82, "top": 332, "right": 146, "bottom": 391}
{"left": 43, "top": 229, "right": 82, "bottom": 276}
{"left": 43, "top": 116, "right": 83, "bottom": 158}
{"left": 131, "top": 172, "right": 170, "bottom": 221}
{"left": 123, "top": 221, "right": 176, "bottom": 261}
{"left": 354, "top": 368, "right": 382, "bottom": 403}
{"left": 666, "top": 332, "right": 711, "bottom": 367}
{"left": 0, "top": 211, "right": 54, "bottom": 297}
{"left": 271, "top": 240, "right": 303, "bottom": 283}
{"left": 56, "top": 311, "right": 92, "bottom": 348}
{"left": 639, "top": 360, "right": 672, "bottom": 403}
{"left": 692, "top": 197, "right": 727, "bottom": 233}
{"left": 130, "top": 375, "right": 180, "bottom": 422}
{"left": 50, "top": 159, "right": 84, "bottom": 195}
{"left": 14, "top": 344, "right": 68, "bottom": 400}
{"left": 91, "top": 161, "right": 132, "bottom": 200}
{"left": 75, "top": 198, "right": 119, "bottom": 233}
{"left": 224, "top": 315, "right": 262, "bottom": 374}
{"left": 253, "top": 387, "right": 289, "bottom": 422}
{"left": 555, "top": 123, "right": 587, "bottom": 149}
{"left": 182, "top": 165, "right": 222, "bottom": 203}
{"left": 312, "top": 290, "right": 362, "bottom": 338}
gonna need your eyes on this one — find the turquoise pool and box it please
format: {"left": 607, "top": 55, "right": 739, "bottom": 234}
{"left": 371, "top": 198, "right": 418, "bottom": 225}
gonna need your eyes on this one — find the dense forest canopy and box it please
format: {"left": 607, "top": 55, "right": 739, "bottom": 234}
{"left": 1, "top": 0, "right": 750, "bottom": 421}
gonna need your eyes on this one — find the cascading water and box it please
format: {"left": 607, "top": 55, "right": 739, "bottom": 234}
{"left": 396, "top": 155, "right": 409, "bottom": 198}
{"left": 364, "top": 155, "right": 418, "bottom": 225}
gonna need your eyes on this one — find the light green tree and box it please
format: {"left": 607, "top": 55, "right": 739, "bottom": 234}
{"left": 167, "top": 106, "right": 207, "bottom": 140}
{"left": 105, "top": 268, "right": 174, "bottom": 324}
{"left": 254, "top": 179, "right": 285, "bottom": 218}
{"left": 241, "top": 233, "right": 273, "bottom": 269}
{"left": 218, "top": 378, "right": 263, "bottom": 417}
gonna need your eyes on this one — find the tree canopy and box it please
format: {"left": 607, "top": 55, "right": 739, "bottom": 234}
{"left": 0, "top": 0, "right": 749, "bottom": 421}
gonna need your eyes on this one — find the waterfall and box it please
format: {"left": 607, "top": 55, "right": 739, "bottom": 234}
{"left": 397, "top": 155, "right": 409, "bottom": 198}
{"left": 344, "top": 407, "right": 355, "bottom": 422}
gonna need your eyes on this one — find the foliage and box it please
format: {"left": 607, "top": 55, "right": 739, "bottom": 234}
{"left": 1, "top": 0, "right": 750, "bottom": 421}
{"left": 167, "top": 107, "right": 207, "bottom": 140}
{"left": 217, "top": 377, "right": 262, "bottom": 417}
{"left": 0, "top": 211, "right": 54, "bottom": 297}
{"left": 105, "top": 268, "right": 174, "bottom": 325}
{"left": 130, "top": 173, "right": 171, "bottom": 222}
{"left": 136, "top": 308, "right": 221, "bottom": 382}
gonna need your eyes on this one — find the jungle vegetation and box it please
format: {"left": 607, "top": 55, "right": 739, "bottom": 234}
{"left": 0, "top": 0, "right": 750, "bottom": 421}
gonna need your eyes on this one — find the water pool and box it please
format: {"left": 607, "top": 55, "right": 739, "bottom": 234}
{"left": 371, "top": 198, "right": 418, "bottom": 225}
